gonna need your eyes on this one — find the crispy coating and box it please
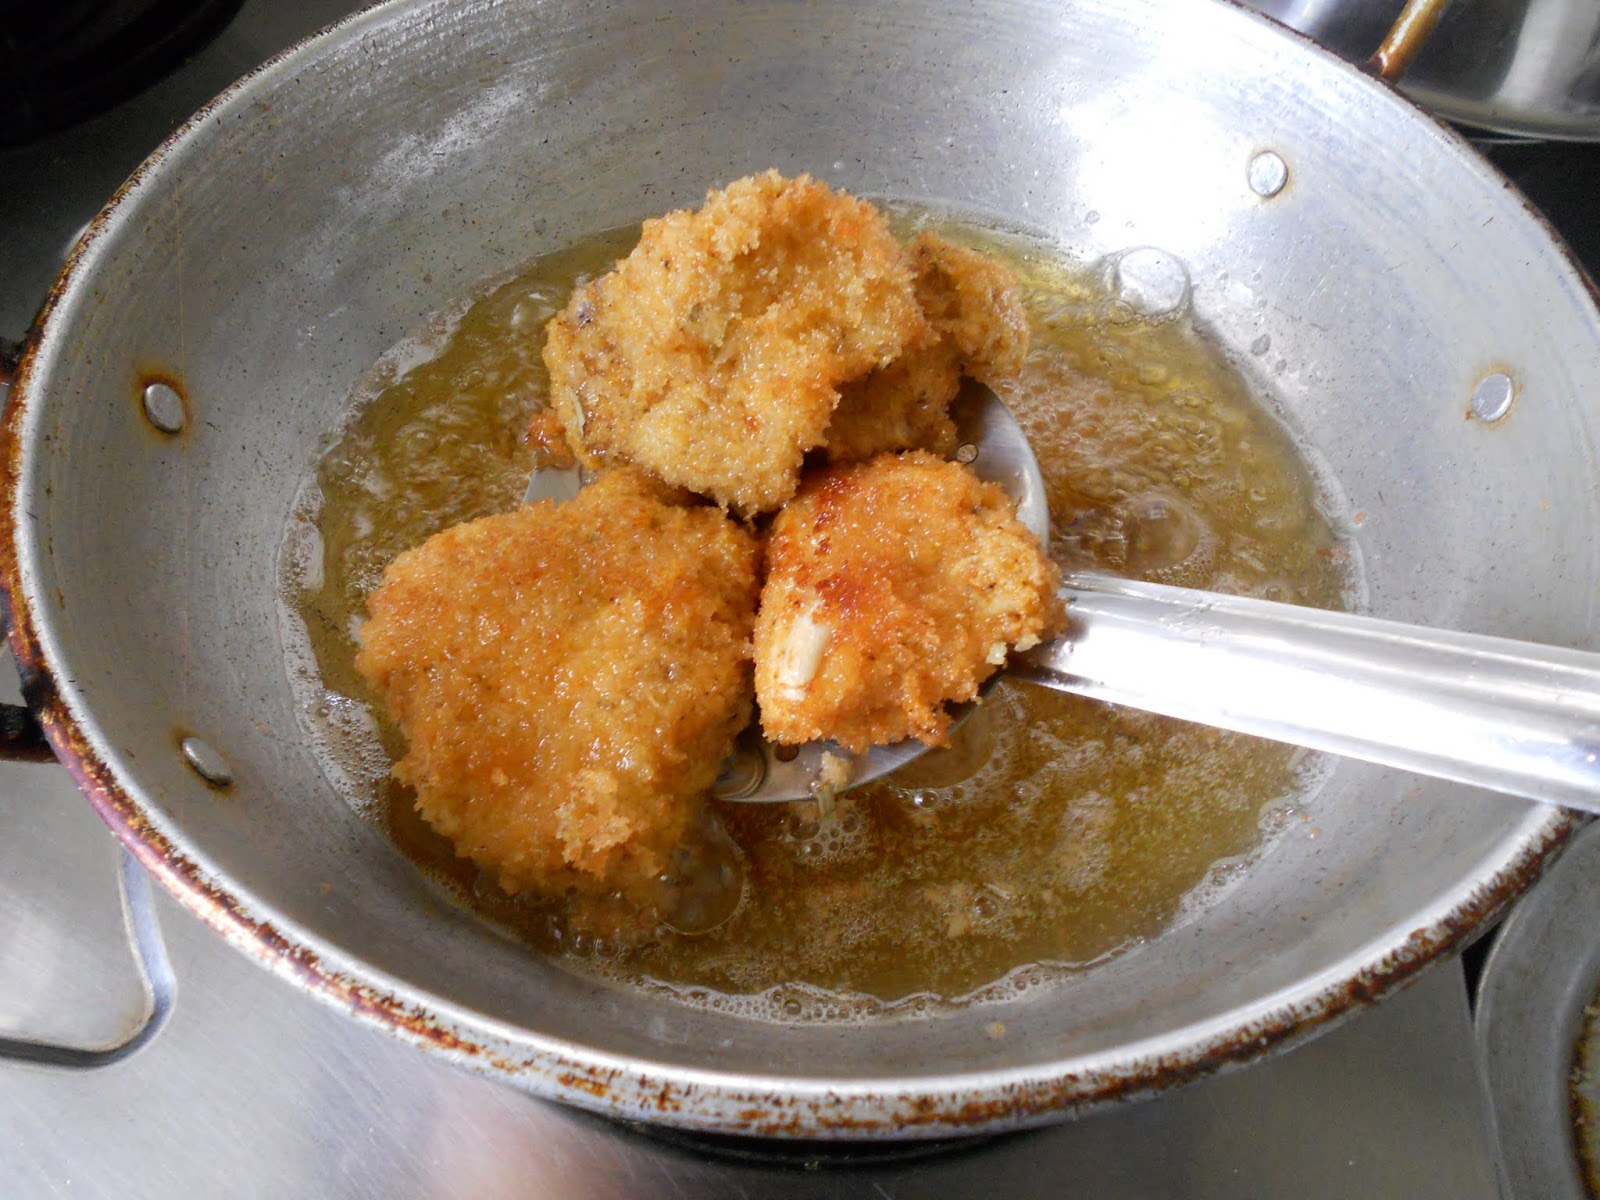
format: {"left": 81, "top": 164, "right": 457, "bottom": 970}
{"left": 526, "top": 406, "right": 576, "bottom": 470}
{"left": 543, "top": 171, "right": 927, "bottom": 515}
{"left": 354, "top": 469, "right": 760, "bottom": 900}
{"left": 824, "top": 340, "right": 964, "bottom": 465}
{"left": 907, "top": 231, "right": 1029, "bottom": 382}
{"left": 822, "top": 233, "right": 1030, "bottom": 464}
{"left": 755, "top": 452, "right": 1063, "bottom": 753}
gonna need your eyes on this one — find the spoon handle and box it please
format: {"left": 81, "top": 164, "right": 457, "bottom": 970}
{"left": 1011, "top": 572, "right": 1600, "bottom": 812}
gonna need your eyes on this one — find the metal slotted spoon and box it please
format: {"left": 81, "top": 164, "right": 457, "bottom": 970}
{"left": 531, "top": 386, "right": 1600, "bottom": 808}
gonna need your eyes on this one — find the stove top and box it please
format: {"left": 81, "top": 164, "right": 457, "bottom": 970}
{"left": 0, "top": 0, "right": 244, "bottom": 145}
{"left": 5, "top": 2, "right": 1595, "bottom": 1194}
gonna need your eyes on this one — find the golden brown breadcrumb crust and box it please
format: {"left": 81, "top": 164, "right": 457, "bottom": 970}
{"left": 755, "top": 451, "right": 1063, "bottom": 753}
{"left": 822, "top": 232, "right": 1030, "bottom": 464}
{"left": 526, "top": 406, "right": 576, "bottom": 470}
{"left": 906, "top": 231, "right": 1029, "bottom": 383}
{"left": 354, "top": 469, "right": 760, "bottom": 900}
{"left": 824, "top": 339, "right": 965, "bottom": 465}
{"left": 543, "top": 171, "right": 927, "bottom": 515}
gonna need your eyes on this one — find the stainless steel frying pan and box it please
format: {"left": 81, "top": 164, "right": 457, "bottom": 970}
{"left": 2, "top": 0, "right": 1596, "bottom": 1138}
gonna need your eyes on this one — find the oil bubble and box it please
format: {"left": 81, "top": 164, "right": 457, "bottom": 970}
{"left": 1107, "top": 247, "right": 1192, "bottom": 320}
{"left": 1122, "top": 492, "right": 1210, "bottom": 573}
{"left": 657, "top": 812, "right": 746, "bottom": 936}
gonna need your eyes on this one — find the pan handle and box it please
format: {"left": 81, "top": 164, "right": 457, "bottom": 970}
{"left": 0, "top": 850, "right": 177, "bottom": 1068}
{"left": 0, "top": 342, "right": 175, "bottom": 1066}
{"left": 1368, "top": 0, "right": 1454, "bottom": 82}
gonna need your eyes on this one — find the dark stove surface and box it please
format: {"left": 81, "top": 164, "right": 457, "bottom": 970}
{"left": 1489, "top": 141, "right": 1600, "bottom": 275}
{"left": 0, "top": 0, "right": 244, "bottom": 144}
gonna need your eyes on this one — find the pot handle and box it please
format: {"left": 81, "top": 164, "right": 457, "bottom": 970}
{"left": 0, "top": 343, "right": 176, "bottom": 1066}
{"left": 0, "top": 850, "right": 177, "bottom": 1067}
{"left": 1368, "top": 0, "right": 1453, "bottom": 83}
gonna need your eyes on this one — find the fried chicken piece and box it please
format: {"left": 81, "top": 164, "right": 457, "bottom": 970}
{"left": 354, "top": 469, "right": 760, "bottom": 901}
{"left": 823, "top": 341, "right": 965, "bottom": 465}
{"left": 542, "top": 171, "right": 927, "bottom": 515}
{"left": 909, "top": 231, "right": 1030, "bottom": 382}
{"left": 822, "top": 233, "right": 1030, "bottom": 464}
{"left": 755, "top": 451, "right": 1063, "bottom": 753}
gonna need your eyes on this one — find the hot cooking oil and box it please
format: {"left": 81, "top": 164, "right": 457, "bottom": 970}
{"left": 279, "top": 210, "right": 1355, "bottom": 1016}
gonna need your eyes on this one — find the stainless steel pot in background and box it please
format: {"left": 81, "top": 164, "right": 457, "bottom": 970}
{"left": 3, "top": 0, "right": 1597, "bottom": 1137}
{"left": 1243, "top": 0, "right": 1600, "bottom": 140}
{"left": 1477, "top": 821, "right": 1600, "bottom": 1197}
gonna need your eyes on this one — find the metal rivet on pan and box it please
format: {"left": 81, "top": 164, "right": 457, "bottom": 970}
{"left": 181, "top": 736, "right": 234, "bottom": 788}
{"left": 955, "top": 443, "right": 979, "bottom": 465}
{"left": 1248, "top": 151, "right": 1288, "bottom": 198}
{"left": 1471, "top": 371, "right": 1516, "bottom": 422}
{"left": 142, "top": 381, "right": 186, "bottom": 434}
